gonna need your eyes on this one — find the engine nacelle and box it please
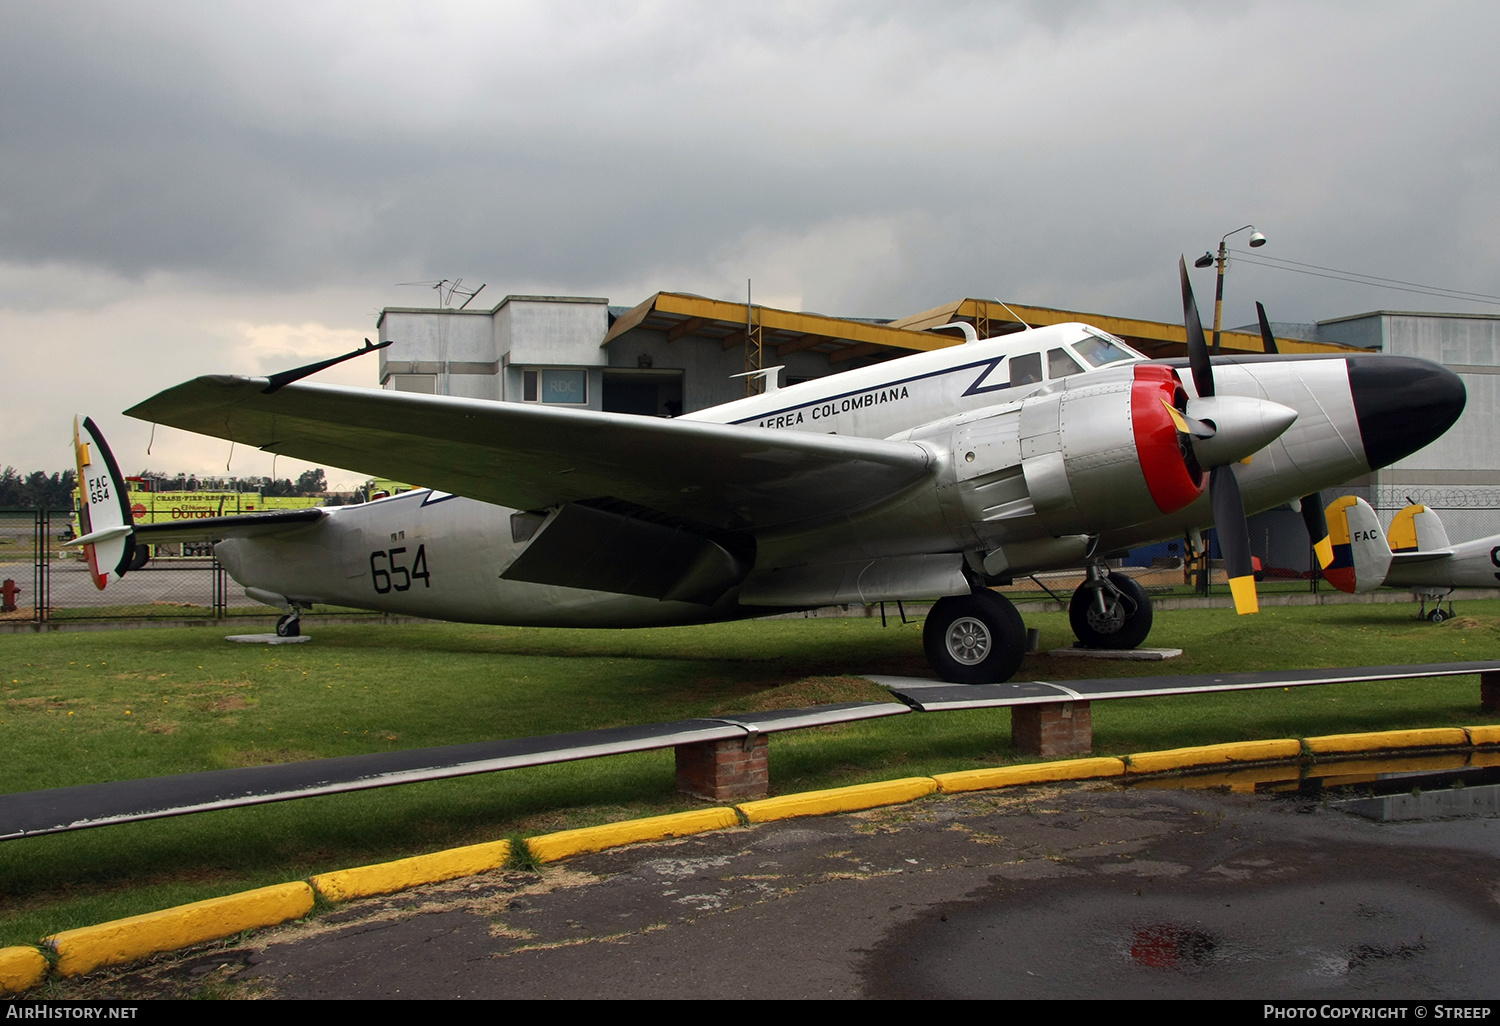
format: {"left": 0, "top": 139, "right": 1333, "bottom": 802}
{"left": 936, "top": 365, "right": 1204, "bottom": 563}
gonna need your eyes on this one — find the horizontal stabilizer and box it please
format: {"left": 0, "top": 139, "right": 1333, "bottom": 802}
{"left": 132, "top": 507, "right": 326, "bottom": 544}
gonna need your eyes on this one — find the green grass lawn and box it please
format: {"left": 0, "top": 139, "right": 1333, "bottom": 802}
{"left": 1, "top": 600, "right": 1498, "bottom": 946}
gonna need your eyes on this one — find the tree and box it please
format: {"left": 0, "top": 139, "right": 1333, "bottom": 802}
{"left": 294, "top": 468, "right": 327, "bottom": 495}
{"left": 0, "top": 467, "right": 76, "bottom": 509}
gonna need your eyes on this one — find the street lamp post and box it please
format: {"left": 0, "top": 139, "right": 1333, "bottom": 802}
{"left": 1194, "top": 224, "right": 1266, "bottom": 352}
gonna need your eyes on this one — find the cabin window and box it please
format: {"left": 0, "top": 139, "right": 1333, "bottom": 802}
{"left": 1047, "top": 348, "right": 1084, "bottom": 379}
{"left": 1009, "top": 352, "right": 1043, "bottom": 387}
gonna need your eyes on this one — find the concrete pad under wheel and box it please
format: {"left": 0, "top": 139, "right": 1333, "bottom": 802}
{"left": 1048, "top": 647, "right": 1182, "bottom": 660}
{"left": 225, "top": 634, "right": 311, "bottom": 645}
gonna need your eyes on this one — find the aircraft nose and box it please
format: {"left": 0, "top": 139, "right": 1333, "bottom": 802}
{"left": 1347, "top": 355, "right": 1466, "bottom": 470}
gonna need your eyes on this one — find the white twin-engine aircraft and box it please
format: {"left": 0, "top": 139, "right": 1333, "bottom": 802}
{"left": 70, "top": 264, "right": 1465, "bottom": 683}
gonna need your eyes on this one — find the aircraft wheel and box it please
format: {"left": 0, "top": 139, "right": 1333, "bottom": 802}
{"left": 127, "top": 543, "right": 150, "bottom": 571}
{"left": 1428, "top": 607, "right": 1448, "bottom": 623}
{"left": 1069, "top": 572, "right": 1153, "bottom": 649}
{"left": 923, "top": 590, "right": 1027, "bottom": 684}
{"left": 275, "top": 614, "right": 301, "bottom": 638}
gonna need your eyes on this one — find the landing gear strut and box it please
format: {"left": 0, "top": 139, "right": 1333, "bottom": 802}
{"left": 923, "top": 590, "right": 1027, "bottom": 684}
{"left": 1069, "top": 567, "right": 1153, "bottom": 649}
{"left": 1417, "top": 591, "right": 1454, "bottom": 623}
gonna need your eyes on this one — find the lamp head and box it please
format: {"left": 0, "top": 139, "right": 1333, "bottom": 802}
{"left": 1194, "top": 252, "right": 1214, "bottom": 269}
{"left": 1248, "top": 231, "right": 1267, "bottom": 248}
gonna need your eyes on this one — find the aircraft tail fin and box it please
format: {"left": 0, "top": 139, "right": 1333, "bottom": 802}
{"left": 1324, "top": 495, "right": 1391, "bottom": 593}
{"left": 1388, "top": 502, "right": 1451, "bottom": 553}
{"left": 68, "top": 416, "right": 136, "bottom": 589}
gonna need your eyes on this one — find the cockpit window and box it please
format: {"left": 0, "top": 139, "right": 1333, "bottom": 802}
{"left": 1047, "top": 347, "right": 1084, "bottom": 379}
{"left": 1073, "top": 330, "right": 1138, "bottom": 367}
{"left": 1009, "top": 352, "right": 1043, "bottom": 387}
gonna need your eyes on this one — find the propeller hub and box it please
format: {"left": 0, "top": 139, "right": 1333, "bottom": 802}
{"left": 1185, "top": 395, "right": 1297, "bottom": 467}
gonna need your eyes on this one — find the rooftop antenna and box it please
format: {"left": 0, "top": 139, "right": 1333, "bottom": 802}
{"left": 395, "top": 278, "right": 488, "bottom": 310}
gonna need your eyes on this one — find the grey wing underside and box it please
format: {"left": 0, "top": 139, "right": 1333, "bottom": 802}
{"left": 125, "top": 377, "right": 934, "bottom": 531}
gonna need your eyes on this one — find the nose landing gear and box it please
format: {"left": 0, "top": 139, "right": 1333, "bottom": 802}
{"left": 1069, "top": 566, "right": 1153, "bottom": 649}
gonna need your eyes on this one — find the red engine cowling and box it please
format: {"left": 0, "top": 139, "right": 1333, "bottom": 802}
{"left": 1129, "top": 364, "right": 1205, "bottom": 515}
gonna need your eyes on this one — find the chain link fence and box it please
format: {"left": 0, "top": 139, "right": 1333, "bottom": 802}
{"left": 0, "top": 509, "right": 383, "bottom": 625}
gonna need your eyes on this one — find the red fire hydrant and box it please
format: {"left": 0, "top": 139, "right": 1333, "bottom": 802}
{"left": 1, "top": 579, "right": 21, "bottom": 613}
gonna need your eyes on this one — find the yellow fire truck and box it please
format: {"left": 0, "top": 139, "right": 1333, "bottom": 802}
{"left": 72, "top": 477, "right": 324, "bottom": 558}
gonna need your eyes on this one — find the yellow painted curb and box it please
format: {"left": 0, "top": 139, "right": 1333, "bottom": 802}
{"left": 737, "top": 777, "right": 937, "bottom": 823}
{"left": 933, "top": 757, "right": 1126, "bottom": 793}
{"left": 47, "top": 881, "right": 314, "bottom": 978}
{"left": 311, "top": 839, "right": 512, "bottom": 902}
{"left": 528, "top": 808, "right": 740, "bottom": 864}
{"left": 1466, "top": 725, "right": 1500, "bottom": 746}
{"left": 1304, "top": 728, "right": 1471, "bottom": 755}
{"left": 0, "top": 946, "right": 48, "bottom": 995}
{"left": 1126, "top": 738, "right": 1303, "bottom": 774}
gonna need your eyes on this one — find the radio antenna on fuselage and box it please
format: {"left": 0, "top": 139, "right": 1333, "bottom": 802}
{"left": 995, "top": 300, "right": 1033, "bottom": 330}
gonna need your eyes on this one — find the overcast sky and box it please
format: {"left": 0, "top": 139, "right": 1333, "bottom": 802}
{"left": 4, "top": 1, "right": 1497, "bottom": 487}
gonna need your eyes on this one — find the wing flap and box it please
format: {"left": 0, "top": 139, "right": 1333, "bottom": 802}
{"left": 125, "top": 377, "right": 933, "bottom": 531}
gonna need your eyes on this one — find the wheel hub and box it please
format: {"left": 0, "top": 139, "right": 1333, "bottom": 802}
{"left": 945, "top": 616, "right": 992, "bottom": 665}
{"left": 1084, "top": 592, "right": 1126, "bottom": 635}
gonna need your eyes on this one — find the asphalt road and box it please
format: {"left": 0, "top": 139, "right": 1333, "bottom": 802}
{"left": 57, "top": 781, "right": 1500, "bottom": 1000}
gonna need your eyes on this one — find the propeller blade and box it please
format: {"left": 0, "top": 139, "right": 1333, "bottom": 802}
{"left": 1210, "top": 465, "right": 1258, "bottom": 614}
{"left": 1301, "top": 490, "right": 1333, "bottom": 569}
{"left": 1179, "top": 256, "right": 1214, "bottom": 398}
{"left": 1256, "top": 301, "right": 1279, "bottom": 355}
{"left": 1159, "top": 397, "right": 1215, "bottom": 439}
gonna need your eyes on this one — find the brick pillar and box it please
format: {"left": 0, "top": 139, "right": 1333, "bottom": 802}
{"left": 676, "top": 735, "right": 769, "bottom": 801}
{"left": 1482, "top": 671, "right": 1500, "bottom": 713}
{"left": 1011, "top": 701, "right": 1092, "bottom": 758}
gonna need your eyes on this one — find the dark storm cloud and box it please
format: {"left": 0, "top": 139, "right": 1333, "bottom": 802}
{"left": 1, "top": 1, "right": 1498, "bottom": 322}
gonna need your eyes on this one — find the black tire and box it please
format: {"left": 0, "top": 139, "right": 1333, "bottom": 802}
{"left": 1069, "top": 572, "right": 1153, "bottom": 650}
{"left": 923, "top": 590, "right": 1027, "bottom": 684}
{"left": 275, "top": 614, "right": 301, "bottom": 638}
{"left": 127, "top": 543, "right": 150, "bottom": 572}
{"left": 1428, "top": 607, "right": 1448, "bottom": 623}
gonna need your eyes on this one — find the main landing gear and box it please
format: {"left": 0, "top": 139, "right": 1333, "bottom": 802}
{"left": 923, "top": 589, "right": 1027, "bottom": 684}
{"left": 1069, "top": 566, "right": 1153, "bottom": 650}
{"left": 275, "top": 612, "right": 302, "bottom": 637}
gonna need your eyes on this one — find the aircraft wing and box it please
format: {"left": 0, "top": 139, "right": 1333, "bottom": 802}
{"left": 125, "top": 377, "right": 934, "bottom": 532}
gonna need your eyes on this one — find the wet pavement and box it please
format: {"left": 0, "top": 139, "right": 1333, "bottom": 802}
{"left": 60, "top": 778, "right": 1500, "bottom": 1000}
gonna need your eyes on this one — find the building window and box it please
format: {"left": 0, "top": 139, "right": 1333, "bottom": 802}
{"left": 521, "top": 368, "right": 587, "bottom": 404}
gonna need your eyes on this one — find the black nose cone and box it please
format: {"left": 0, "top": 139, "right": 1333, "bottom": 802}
{"left": 1348, "top": 355, "right": 1466, "bottom": 470}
